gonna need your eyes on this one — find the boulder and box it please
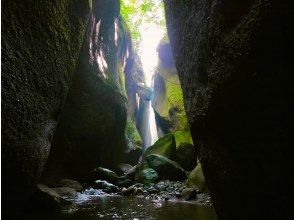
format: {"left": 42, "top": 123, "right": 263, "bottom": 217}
{"left": 90, "top": 167, "right": 119, "bottom": 184}
{"left": 34, "top": 184, "right": 74, "bottom": 211}
{"left": 94, "top": 180, "right": 119, "bottom": 193}
{"left": 174, "top": 142, "right": 198, "bottom": 171}
{"left": 59, "top": 179, "right": 83, "bottom": 192}
{"left": 143, "top": 133, "right": 176, "bottom": 160}
{"left": 137, "top": 168, "right": 159, "bottom": 185}
{"left": 115, "top": 164, "right": 133, "bottom": 176}
{"left": 187, "top": 164, "right": 206, "bottom": 191}
{"left": 51, "top": 187, "right": 77, "bottom": 198}
{"left": 181, "top": 188, "right": 197, "bottom": 201}
{"left": 122, "top": 186, "right": 138, "bottom": 196}
{"left": 146, "top": 154, "right": 187, "bottom": 181}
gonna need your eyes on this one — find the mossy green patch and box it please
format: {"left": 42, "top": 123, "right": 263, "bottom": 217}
{"left": 125, "top": 117, "right": 142, "bottom": 147}
{"left": 174, "top": 130, "right": 193, "bottom": 148}
{"left": 142, "top": 133, "right": 176, "bottom": 160}
{"left": 187, "top": 164, "right": 207, "bottom": 191}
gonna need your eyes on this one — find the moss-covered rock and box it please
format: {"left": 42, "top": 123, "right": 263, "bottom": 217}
{"left": 137, "top": 168, "right": 159, "bottom": 185}
{"left": 146, "top": 154, "right": 187, "bottom": 181}
{"left": 187, "top": 164, "right": 206, "bottom": 191}
{"left": 174, "top": 142, "right": 198, "bottom": 171}
{"left": 143, "top": 133, "right": 176, "bottom": 160}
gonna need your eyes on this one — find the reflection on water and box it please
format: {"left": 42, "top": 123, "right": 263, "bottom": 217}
{"left": 27, "top": 194, "right": 218, "bottom": 220}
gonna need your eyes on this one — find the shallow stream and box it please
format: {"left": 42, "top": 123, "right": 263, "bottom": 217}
{"left": 27, "top": 190, "right": 218, "bottom": 220}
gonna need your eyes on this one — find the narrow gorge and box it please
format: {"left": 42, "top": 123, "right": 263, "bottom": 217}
{"left": 2, "top": 0, "right": 294, "bottom": 219}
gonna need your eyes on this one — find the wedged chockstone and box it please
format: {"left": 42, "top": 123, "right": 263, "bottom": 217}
{"left": 2, "top": 0, "right": 91, "bottom": 216}
{"left": 137, "top": 168, "right": 159, "bottom": 185}
{"left": 174, "top": 142, "right": 198, "bottom": 171}
{"left": 146, "top": 154, "right": 187, "bottom": 181}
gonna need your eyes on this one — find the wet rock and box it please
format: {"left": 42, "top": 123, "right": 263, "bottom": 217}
{"left": 187, "top": 164, "right": 206, "bottom": 191}
{"left": 156, "top": 181, "right": 167, "bottom": 191}
{"left": 143, "top": 134, "right": 176, "bottom": 160}
{"left": 91, "top": 167, "right": 119, "bottom": 184}
{"left": 181, "top": 188, "right": 197, "bottom": 201}
{"left": 94, "top": 180, "right": 119, "bottom": 193}
{"left": 59, "top": 179, "right": 83, "bottom": 191}
{"left": 51, "top": 187, "right": 77, "bottom": 198}
{"left": 122, "top": 186, "right": 138, "bottom": 196}
{"left": 117, "top": 179, "right": 133, "bottom": 188}
{"left": 116, "top": 164, "right": 133, "bottom": 176}
{"left": 148, "top": 186, "right": 159, "bottom": 194}
{"left": 137, "top": 168, "right": 159, "bottom": 185}
{"left": 35, "top": 184, "right": 74, "bottom": 210}
{"left": 174, "top": 143, "right": 197, "bottom": 171}
{"left": 146, "top": 154, "right": 187, "bottom": 180}
{"left": 125, "top": 165, "right": 137, "bottom": 180}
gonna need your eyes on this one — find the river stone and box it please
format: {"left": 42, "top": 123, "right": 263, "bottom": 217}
{"left": 146, "top": 154, "right": 187, "bottom": 181}
{"left": 90, "top": 167, "right": 119, "bottom": 184}
{"left": 174, "top": 142, "right": 198, "bottom": 171}
{"left": 181, "top": 188, "right": 197, "bottom": 201}
{"left": 116, "top": 163, "right": 133, "bottom": 176}
{"left": 59, "top": 179, "right": 83, "bottom": 192}
{"left": 122, "top": 186, "right": 138, "bottom": 196}
{"left": 137, "top": 168, "right": 159, "bottom": 185}
{"left": 94, "top": 180, "right": 119, "bottom": 193}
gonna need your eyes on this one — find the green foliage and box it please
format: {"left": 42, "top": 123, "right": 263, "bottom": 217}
{"left": 120, "top": 0, "right": 166, "bottom": 52}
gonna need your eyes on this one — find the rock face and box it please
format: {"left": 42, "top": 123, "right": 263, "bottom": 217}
{"left": 1, "top": 0, "right": 91, "bottom": 215}
{"left": 164, "top": 1, "right": 294, "bottom": 219}
{"left": 42, "top": 0, "right": 141, "bottom": 182}
{"left": 152, "top": 42, "right": 190, "bottom": 137}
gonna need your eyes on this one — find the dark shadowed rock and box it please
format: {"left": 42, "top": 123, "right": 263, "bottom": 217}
{"left": 94, "top": 180, "right": 119, "bottom": 193}
{"left": 181, "top": 188, "right": 198, "bottom": 201}
{"left": 51, "top": 187, "right": 77, "bottom": 198}
{"left": 59, "top": 179, "right": 83, "bottom": 192}
{"left": 164, "top": 0, "right": 294, "bottom": 219}
{"left": 42, "top": 0, "right": 129, "bottom": 183}
{"left": 34, "top": 184, "right": 75, "bottom": 211}
{"left": 174, "top": 142, "right": 198, "bottom": 171}
{"left": 90, "top": 167, "right": 119, "bottom": 184}
{"left": 115, "top": 163, "right": 133, "bottom": 176}
{"left": 1, "top": 0, "right": 91, "bottom": 216}
{"left": 146, "top": 154, "right": 187, "bottom": 181}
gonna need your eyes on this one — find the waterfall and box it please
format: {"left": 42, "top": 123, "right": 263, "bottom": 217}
{"left": 148, "top": 101, "right": 158, "bottom": 146}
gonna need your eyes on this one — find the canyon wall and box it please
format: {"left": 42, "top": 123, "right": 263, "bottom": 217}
{"left": 164, "top": 0, "right": 294, "bottom": 219}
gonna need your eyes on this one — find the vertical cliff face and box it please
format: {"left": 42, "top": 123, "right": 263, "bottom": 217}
{"left": 164, "top": 1, "right": 294, "bottom": 219}
{"left": 42, "top": 0, "right": 143, "bottom": 182}
{"left": 1, "top": 0, "right": 91, "bottom": 214}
